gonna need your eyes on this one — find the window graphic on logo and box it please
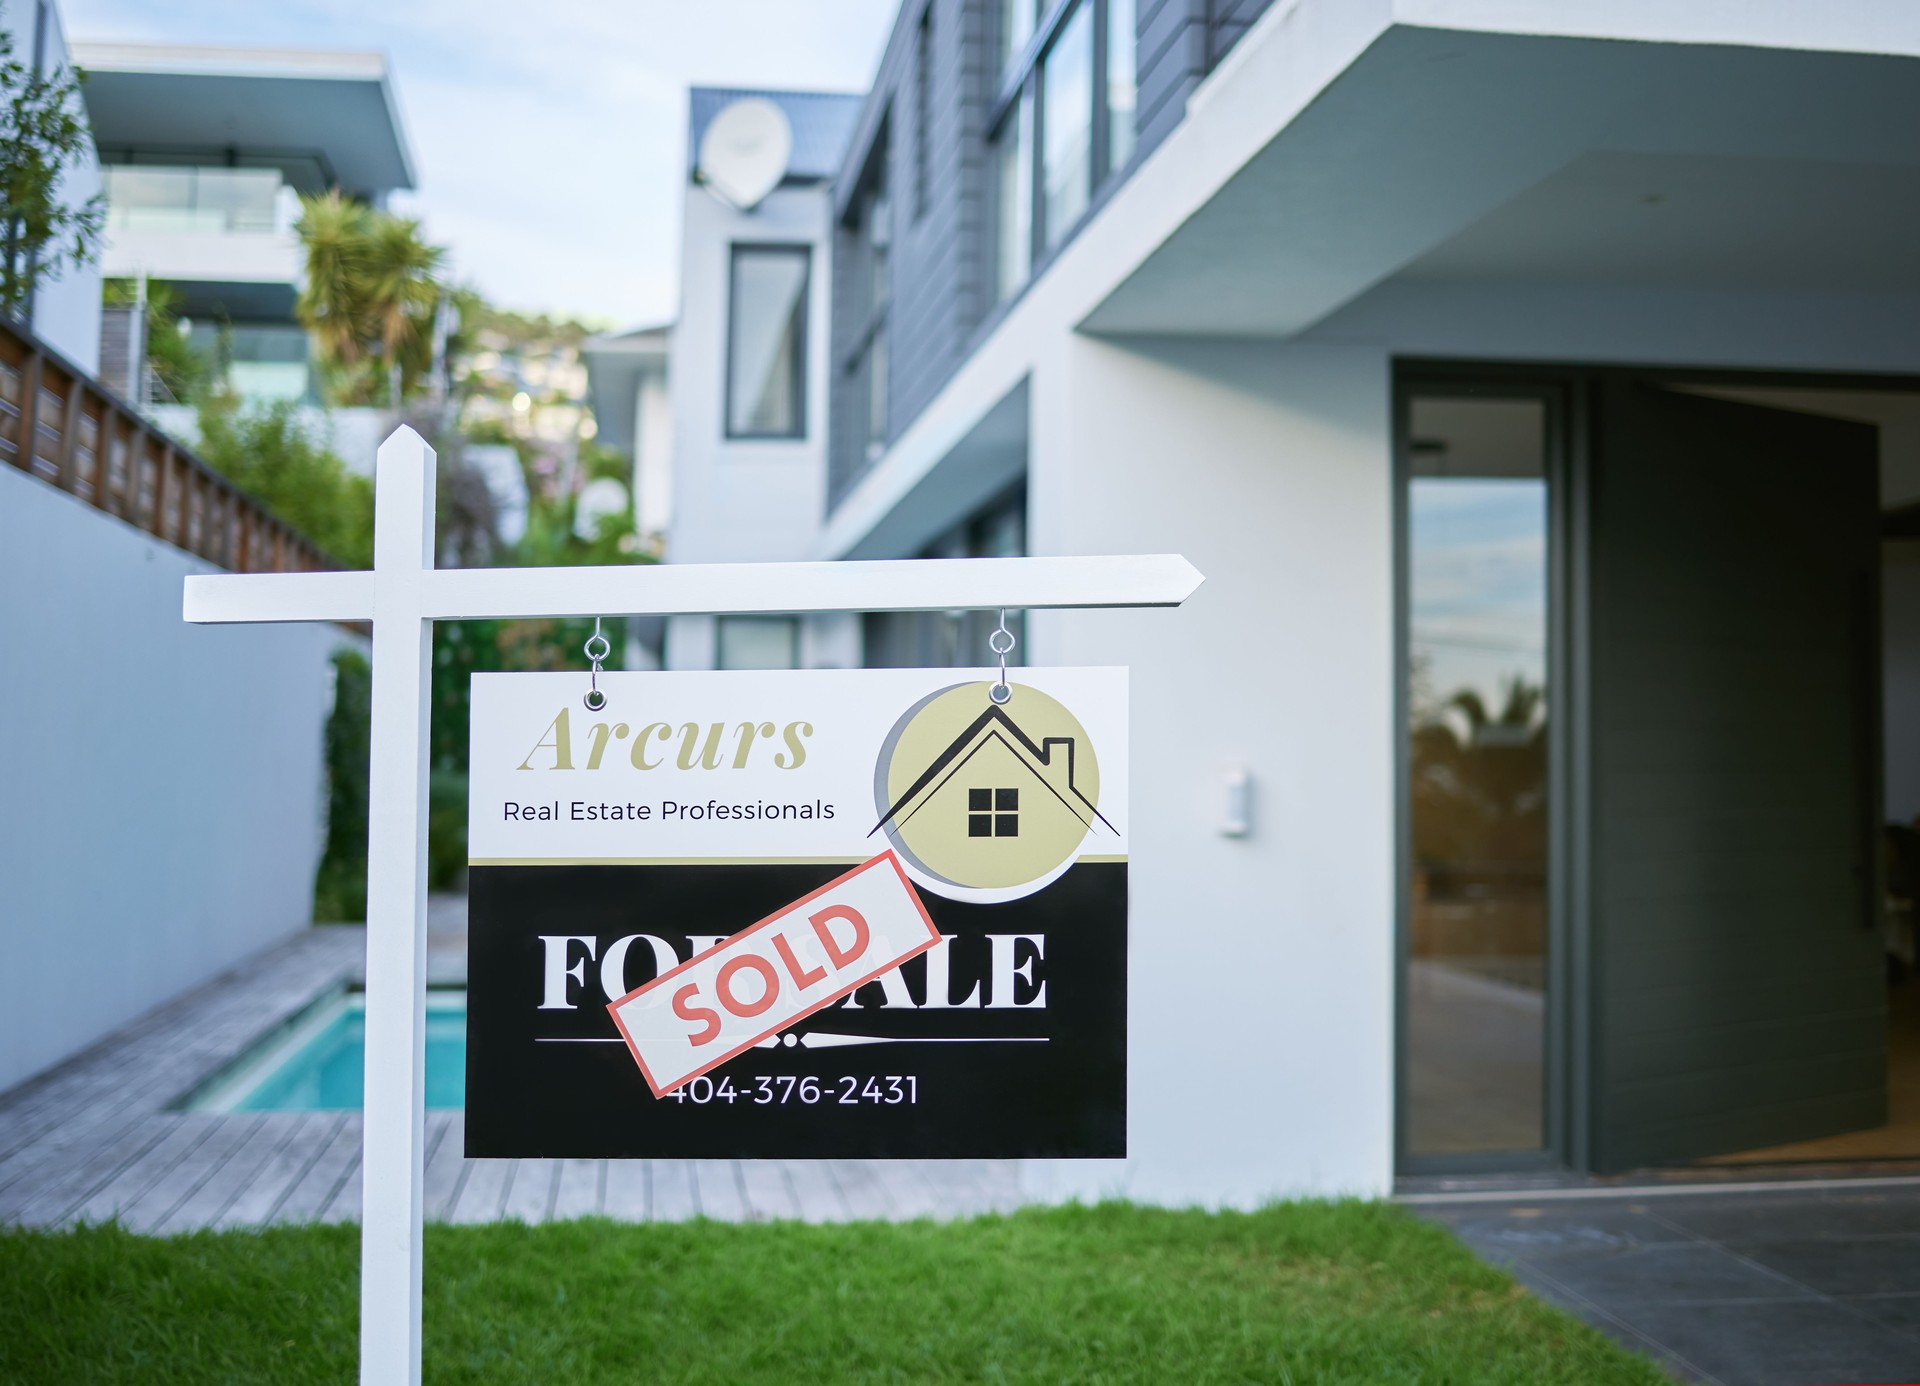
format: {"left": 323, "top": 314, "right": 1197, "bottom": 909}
{"left": 872, "top": 682, "right": 1114, "bottom": 896}
{"left": 968, "top": 788, "right": 1019, "bottom": 838}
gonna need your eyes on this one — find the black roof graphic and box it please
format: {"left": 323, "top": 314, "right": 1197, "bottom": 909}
{"left": 870, "top": 705, "right": 1116, "bottom": 839}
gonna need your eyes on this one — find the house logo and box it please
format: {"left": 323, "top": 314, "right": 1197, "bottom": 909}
{"left": 870, "top": 681, "right": 1115, "bottom": 896}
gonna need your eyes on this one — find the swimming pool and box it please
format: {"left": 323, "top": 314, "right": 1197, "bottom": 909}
{"left": 186, "top": 989, "right": 466, "bottom": 1112}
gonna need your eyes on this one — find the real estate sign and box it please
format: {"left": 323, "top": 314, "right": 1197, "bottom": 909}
{"left": 464, "top": 667, "right": 1128, "bottom": 1158}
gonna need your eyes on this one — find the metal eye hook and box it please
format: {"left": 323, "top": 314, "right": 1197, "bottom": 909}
{"left": 988, "top": 608, "right": 1016, "bottom": 704}
{"left": 582, "top": 616, "right": 611, "bottom": 711}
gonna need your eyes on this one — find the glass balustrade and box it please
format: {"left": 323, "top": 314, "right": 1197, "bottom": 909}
{"left": 103, "top": 165, "right": 289, "bottom": 236}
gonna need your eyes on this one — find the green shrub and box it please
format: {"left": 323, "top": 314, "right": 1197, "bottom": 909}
{"left": 194, "top": 396, "right": 374, "bottom": 568}
{"left": 427, "top": 770, "right": 468, "bottom": 892}
{"left": 313, "top": 648, "right": 371, "bottom": 922}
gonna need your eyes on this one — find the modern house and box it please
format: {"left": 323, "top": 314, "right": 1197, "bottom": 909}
{"left": 2, "top": 0, "right": 103, "bottom": 374}
{"left": 76, "top": 42, "right": 417, "bottom": 409}
{"left": 656, "top": 0, "right": 1920, "bottom": 1203}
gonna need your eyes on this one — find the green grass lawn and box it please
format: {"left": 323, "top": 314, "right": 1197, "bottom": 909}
{"left": 0, "top": 1201, "right": 1665, "bottom": 1385}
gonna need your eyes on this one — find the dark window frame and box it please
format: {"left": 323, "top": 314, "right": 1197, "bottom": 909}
{"left": 723, "top": 242, "right": 812, "bottom": 442}
{"left": 914, "top": 4, "right": 933, "bottom": 223}
{"left": 839, "top": 120, "right": 895, "bottom": 465}
{"left": 988, "top": 0, "right": 1132, "bottom": 297}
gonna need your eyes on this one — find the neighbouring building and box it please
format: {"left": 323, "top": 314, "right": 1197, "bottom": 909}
{"left": 77, "top": 41, "right": 416, "bottom": 418}
{"left": 2, "top": 0, "right": 103, "bottom": 373}
{"left": 658, "top": 0, "right": 1920, "bottom": 1203}
{"left": 581, "top": 324, "right": 671, "bottom": 551}
{"left": 588, "top": 87, "right": 866, "bottom": 674}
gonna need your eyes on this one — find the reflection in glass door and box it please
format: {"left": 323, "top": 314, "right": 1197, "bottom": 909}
{"left": 1403, "top": 394, "right": 1551, "bottom": 1159}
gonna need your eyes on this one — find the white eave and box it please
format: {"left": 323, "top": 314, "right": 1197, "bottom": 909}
{"left": 72, "top": 41, "right": 417, "bottom": 196}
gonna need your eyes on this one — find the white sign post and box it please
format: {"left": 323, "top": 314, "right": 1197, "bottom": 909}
{"left": 183, "top": 426, "right": 1203, "bottom": 1386}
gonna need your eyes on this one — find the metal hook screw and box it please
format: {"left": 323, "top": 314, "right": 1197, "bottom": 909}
{"left": 988, "top": 608, "right": 1016, "bottom": 704}
{"left": 583, "top": 616, "right": 611, "bottom": 711}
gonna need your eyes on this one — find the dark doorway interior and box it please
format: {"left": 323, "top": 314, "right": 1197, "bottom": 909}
{"left": 1397, "top": 369, "right": 1920, "bottom": 1176}
{"left": 1586, "top": 384, "right": 1884, "bottom": 1171}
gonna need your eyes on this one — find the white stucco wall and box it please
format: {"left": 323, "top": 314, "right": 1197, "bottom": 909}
{"left": 667, "top": 183, "right": 836, "bottom": 567}
{"left": 12, "top": 0, "right": 102, "bottom": 374}
{"left": 0, "top": 467, "right": 346, "bottom": 1095}
{"left": 1021, "top": 334, "right": 1397, "bottom": 1204}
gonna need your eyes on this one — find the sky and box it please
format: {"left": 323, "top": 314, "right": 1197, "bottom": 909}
{"left": 63, "top": 0, "right": 897, "bottom": 328}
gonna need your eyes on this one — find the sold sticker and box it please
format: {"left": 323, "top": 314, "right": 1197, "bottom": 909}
{"left": 607, "top": 852, "right": 941, "bottom": 1097}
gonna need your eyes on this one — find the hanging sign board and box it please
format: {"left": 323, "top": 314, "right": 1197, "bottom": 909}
{"left": 464, "top": 667, "right": 1128, "bottom": 1159}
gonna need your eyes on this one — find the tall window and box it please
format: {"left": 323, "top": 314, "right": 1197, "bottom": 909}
{"left": 1106, "top": 0, "right": 1136, "bottom": 172}
{"left": 1041, "top": 2, "right": 1093, "bottom": 252}
{"left": 846, "top": 134, "right": 893, "bottom": 465}
{"left": 1001, "top": 0, "right": 1038, "bottom": 75}
{"left": 717, "top": 617, "right": 799, "bottom": 670}
{"left": 995, "top": 91, "right": 1033, "bottom": 303}
{"left": 992, "top": 0, "right": 1137, "bottom": 302}
{"left": 725, "top": 245, "right": 809, "bottom": 439}
{"left": 1403, "top": 394, "right": 1552, "bottom": 1160}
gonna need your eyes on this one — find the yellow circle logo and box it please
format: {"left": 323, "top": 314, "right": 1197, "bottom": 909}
{"left": 871, "top": 682, "right": 1112, "bottom": 894}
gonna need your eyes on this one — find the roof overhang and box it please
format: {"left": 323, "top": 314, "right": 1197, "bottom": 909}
{"left": 581, "top": 326, "right": 672, "bottom": 457}
{"left": 73, "top": 43, "right": 417, "bottom": 196}
{"left": 819, "top": 0, "right": 1920, "bottom": 558}
{"left": 1085, "top": 13, "right": 1920, "bottom": 335}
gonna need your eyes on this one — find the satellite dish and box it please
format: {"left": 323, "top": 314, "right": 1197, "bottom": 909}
{"left": 697, "top": 98, "right": 793, "bottom": 212}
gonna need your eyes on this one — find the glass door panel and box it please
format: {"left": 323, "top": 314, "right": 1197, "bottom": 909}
{"left": 1404, "top": 395, "right": 1550, "bottom": 1158}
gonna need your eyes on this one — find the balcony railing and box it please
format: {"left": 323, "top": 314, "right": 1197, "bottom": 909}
{"left": 102, "top": 165, "right": 293, "bottom": 237}
{"left": 0, "top": 315, "right": 334, "bottom": 574}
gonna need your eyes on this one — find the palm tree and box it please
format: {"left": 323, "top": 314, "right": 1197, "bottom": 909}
{"left": 361, "top": 214, "right": 446, "bottom": 405}
{"left": 294, "top": 193, "right": 447, "bottom": 406}
{"left": 294, "top": 191, "right": 372, "bottom": 372}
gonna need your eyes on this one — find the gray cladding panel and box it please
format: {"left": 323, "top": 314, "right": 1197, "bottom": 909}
{"left": 826, "top": 0, "right": 1275, "bottom": 507}
{"left": 1589, "top": 383, "right": 1885, "bottom": 1171}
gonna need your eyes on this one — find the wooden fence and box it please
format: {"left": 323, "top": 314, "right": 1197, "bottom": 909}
{"left": 0, "top": 316, "right": 335, "bottom": 574}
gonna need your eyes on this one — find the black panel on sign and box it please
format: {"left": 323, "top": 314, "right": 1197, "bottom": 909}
{"left": 465, "top": 862, "right": 1126, "bottom": 1158}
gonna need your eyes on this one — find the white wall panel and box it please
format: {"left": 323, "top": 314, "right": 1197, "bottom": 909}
{"left": 0, "top": 467, "right": 344, "bottom": 1094}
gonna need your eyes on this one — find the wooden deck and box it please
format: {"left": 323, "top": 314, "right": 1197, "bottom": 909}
{"left": 0, "top": 926, "right": 1026, "bottom": 1231}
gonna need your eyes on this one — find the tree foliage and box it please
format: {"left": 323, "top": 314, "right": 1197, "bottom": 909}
{"left": 192, "top": 395, "right": 375, "bottom": 568}
{"left": 0, "top": 24, "right": 104, "bottom": 321}
{"left": 294, "top": 191, "right": 447, "bottom": 406}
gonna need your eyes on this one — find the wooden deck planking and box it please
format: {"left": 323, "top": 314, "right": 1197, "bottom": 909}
{"left": 153, "top": 1114, "right": 302, "bottom": 1234}
{"left": 65, "top": 1117, "right": 216, "bottom": 1227}
{"left": 737, "top": 1161, "right": 799, "bottom": 1222}
{"left": 869, "top": 1160, "right": 943, "bottom": 1220}
{"left": 320, "top": 1146, "right": 365, "bottom": 1224}
{"left": 827, "top": 1159, "right": 894, "bottom": 1220}
{"left": 448, "top": 1160, "right": 514, "bottom": 1224}
{"left": 500, "top": 1158, "right": 559, "bottom": 1223}
{"left": 601, "top": 1160, "right": 650, "bottom": 1220}
{"left": 549, "top": 1158, "right": 604, "bottom": 1220}
{"left": 272, "top": 1116, "right": 362, "bottom": 1223}
{"left": 688, "top": 1160, "right": 746, "bottom": 1222}
{"left": 422, "top": 1114, "right": 468, "bottom": 1221}
{"left": 213, "top": 1112, "right": 347, "bottom": 1229}
{"left": 118, "top": 1115, "right": 266, "bottom": 1235}
{"left": 786, "top": 1161, "right": 849, "bottom": 1223}
{"left": 5, "top": 1116, "right": 177, "bottom": 1227}
{"left": 650, "top": 1159, "right": 698, "bottom": 1221}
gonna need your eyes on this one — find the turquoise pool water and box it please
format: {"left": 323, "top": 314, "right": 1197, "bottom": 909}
{"left": 189, "top": 991, "right": 466, "bottom": 1112}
